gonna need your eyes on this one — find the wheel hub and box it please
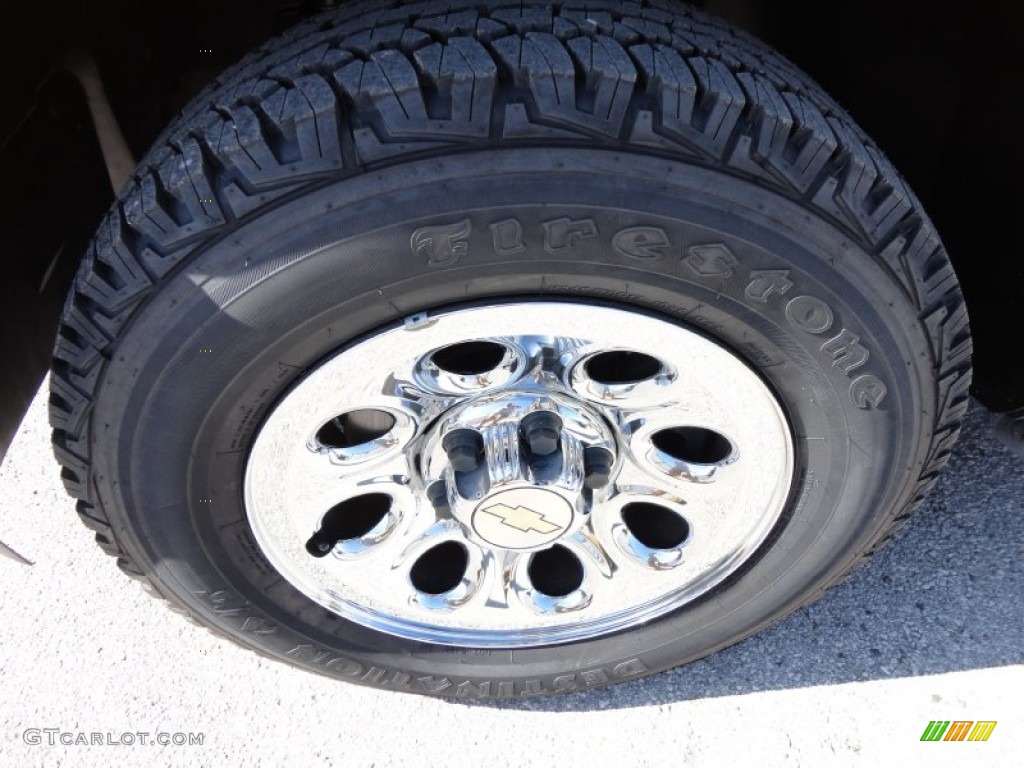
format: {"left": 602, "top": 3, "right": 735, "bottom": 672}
{"left": 423, "top": 391, "right": 617, "bottom": 551}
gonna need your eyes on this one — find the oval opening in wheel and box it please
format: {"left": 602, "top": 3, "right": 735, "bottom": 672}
{"left": 652, "top": 426, "right": 733, "bottom": 465}
{"left": 409, "top": 541, "right": 469, "bottom": 595}
{"left": 528, "top": 545, "right": 584, "bottom": 597}
{"left": 584, "top": 350, "right": 662, "bottom": 385}
{"left": 316, "top": 410, "right": 395, "bottom": 450}
{"left": 430, "top": 341, "right": 507, "bottom": 376}
{"left": 305, "top": 493, "right": 392, "bottom": 556}
{"left": 622, "top": 502, "right": 690, "bottom": 550}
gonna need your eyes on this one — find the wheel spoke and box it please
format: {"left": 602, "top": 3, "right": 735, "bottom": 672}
{"left": 562, "top": 525, "right": 616, "bottom": 580}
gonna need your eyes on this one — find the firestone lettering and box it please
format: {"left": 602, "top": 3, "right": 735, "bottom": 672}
{"left": 613, "top": 226, "right": 672, "bottom": 260}
{"left": 543, "top": 217, "right": 598, "bottom": 253}
{"left": 407, "top": 216, "right": 889, "bottom": 410}
{"left": 411, "top": 219, "right": 471, "bottom": 265}
{"left": 683, "top": 243, "right": 739, "bottom": 277}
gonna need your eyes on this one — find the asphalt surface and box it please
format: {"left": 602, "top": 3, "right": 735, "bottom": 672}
{"left": 1, "top": 381, "right": 1021, "bottom": 767}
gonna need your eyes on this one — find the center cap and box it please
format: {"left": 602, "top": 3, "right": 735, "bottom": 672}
{"left": 472, "top": 488, "right": 574, "bottom": 550}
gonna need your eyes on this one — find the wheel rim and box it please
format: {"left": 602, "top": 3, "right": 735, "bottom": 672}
{"left": 244, "top": 302, "right": 795, "bottom": 647}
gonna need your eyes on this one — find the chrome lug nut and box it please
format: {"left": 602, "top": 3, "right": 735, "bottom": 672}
{"left": 426, "top": 480, "right": 450, "bottom": 513}
{"left": 442, "top": 428, "right": 484, "bottom": 472}
{"left": 583, "top": 446, "right": 614, "bottom": 490}
{"left": 520, "top": 411, "right": 562, "bottom": 457}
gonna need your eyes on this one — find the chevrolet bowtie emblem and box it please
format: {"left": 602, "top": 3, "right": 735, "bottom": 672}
{"left": 480, "top": 503, "right": 561, "bottom": 534}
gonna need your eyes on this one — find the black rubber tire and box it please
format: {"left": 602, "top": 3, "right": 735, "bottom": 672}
{"left": 49, "top": 0, "right": 971, "bottom": 699}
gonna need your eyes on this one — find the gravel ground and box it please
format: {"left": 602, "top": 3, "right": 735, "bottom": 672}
{"left": 1, "top": 382, "right": 1020, "bottom": 767}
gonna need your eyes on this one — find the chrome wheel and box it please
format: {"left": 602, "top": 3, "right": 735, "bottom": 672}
{"left": 245, "top": 302, "right": 794, "bottom": 646}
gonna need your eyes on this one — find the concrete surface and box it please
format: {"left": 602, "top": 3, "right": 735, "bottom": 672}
{"left": 1, "top": 381, "right": 1021, "bottom": 767}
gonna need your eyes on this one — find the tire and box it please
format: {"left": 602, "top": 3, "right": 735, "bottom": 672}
{"left": 49, "top": 0, "right": 971, "bottom": 699}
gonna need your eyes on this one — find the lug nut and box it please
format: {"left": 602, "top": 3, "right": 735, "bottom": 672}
{"left": 583, "top": 446, "right": 614, "bottom": 489}
{"left": 520, "top": 411, "right": 562, "bottom": 457}
{"left": 442, "top": 429, "right": 484, "bottom": 473}
{"left": 426, "top": 480, "right": 450, "bottom": 513}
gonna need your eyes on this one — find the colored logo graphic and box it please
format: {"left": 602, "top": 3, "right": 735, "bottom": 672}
{"left": 481, "top": 503, "right": 560, "bottom": 534}
{"left": 920, "top": 721, "right": 997, "bottom": 742}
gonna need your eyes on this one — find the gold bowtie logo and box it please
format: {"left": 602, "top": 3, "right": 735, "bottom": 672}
{"left": 480, "top": 503, "right": 561, "bottom": 534}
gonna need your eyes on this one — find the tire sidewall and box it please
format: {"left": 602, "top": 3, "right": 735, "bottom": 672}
{"left": 90, "top": 149, "right": 930, "bottom": 698}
